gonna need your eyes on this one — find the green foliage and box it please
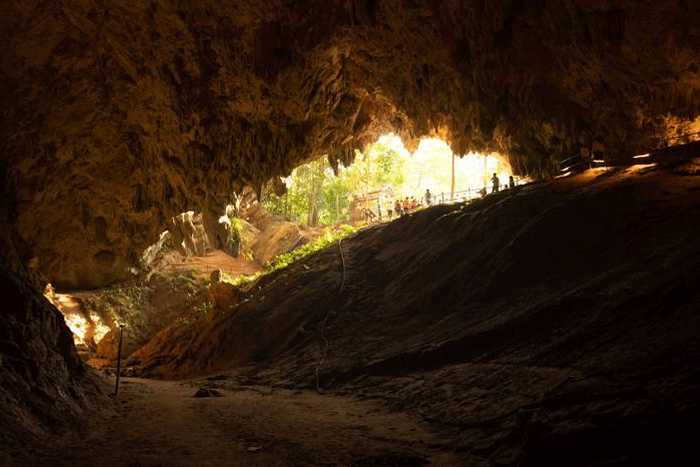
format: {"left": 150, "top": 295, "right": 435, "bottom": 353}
{"left": 175, "top": 269, "right": 199, "bottom": 299}
{"left": 228, "top": 217, "right": 241, "bottom": 254}
{"left": 179, "top": 269, "right": 198, "bottom": 286}
{"left": 338, "top": 223, "right": 356, "bottom": 236}
{"left": 263, "top": 140, "right": 405, "bottom": 226}
{"left": 220, "top": 271, "right": 262, "bottom": 287}
{"left": 266, "top": 226, "right": 356, "bottom": 272}
{"left": 80, "top": 282, "right": 150, "bottom": 340}
{"left": 197, "top": 300, "right": 213, "bottom": 314}
{"left": 239, "top": 272, "right": 262, "bottom": 286}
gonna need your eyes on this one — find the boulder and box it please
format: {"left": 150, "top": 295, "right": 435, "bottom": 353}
{"left": 94, "top": 327, "right": 123, "bottom": 361}
{"left": 208, "top": 269, "right": 241, "bottom": 310}
{"left": 252, "top": 221, "right": 307, "bottom": 266}
{"left": 232, "top": 218, "right": 261, "bottom": 258}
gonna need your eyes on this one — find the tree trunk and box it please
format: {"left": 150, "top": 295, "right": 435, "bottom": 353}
{"left": 308, "top": 158, "right": 324, "bottom": 227}
{"left": 365, "top": 153, "right": 370, "bottom": 195}
{"left": 335, "top": 190, "right": 339, "bottom": 222}
{"left": 451, "top": 152, "right": 455, "bottom": 201}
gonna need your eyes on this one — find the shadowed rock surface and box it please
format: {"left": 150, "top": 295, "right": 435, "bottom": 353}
{"left": 2, "top": 1, "right": 700, "bottom": 464}
{"left": 0, "top": 230, "right": 105, "bottom": 460}
{"left": 128, "top": 165, "right": 700, "bottom": 465}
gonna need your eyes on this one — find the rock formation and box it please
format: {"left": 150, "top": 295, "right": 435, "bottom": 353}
{"left": 125, "top": 166, "right": 700, "bottom": 464}
{"left": 2, "top": 1, "right": 700, "bottom": 456}
{"left": 0, "top": 228, "right": 103, "bottom": 452}
{"left": 2, "top": 0, "right": 700, "bottom": 288}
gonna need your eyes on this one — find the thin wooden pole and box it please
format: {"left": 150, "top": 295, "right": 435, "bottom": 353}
{"left": 114, "top": 325, "right": 124, "bottom": 397}
{"left": 451, "top": 152, "right": 455, "bottom": 202}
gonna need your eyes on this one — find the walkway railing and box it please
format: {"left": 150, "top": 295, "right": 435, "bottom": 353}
{"left": 432, "top": 178, "right": 529, "bottom": 205}
{"left": 558, "top": 132, "right": 700, "bottom": 176}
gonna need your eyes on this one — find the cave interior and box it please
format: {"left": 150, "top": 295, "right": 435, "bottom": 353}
{"left": 2, "top": 1, "right": 700, "bottom": 465}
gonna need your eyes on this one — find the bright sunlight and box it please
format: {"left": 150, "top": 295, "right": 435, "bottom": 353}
{"left": 264, "top": 134, "right": 522, "bottom": 226}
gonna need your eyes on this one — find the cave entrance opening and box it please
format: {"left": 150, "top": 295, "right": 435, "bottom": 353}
{"left": 264, "top": 134, "right": 519, "bottom": 226}
{"left": 406, "top": 137, "right": 519, "bottom": 203}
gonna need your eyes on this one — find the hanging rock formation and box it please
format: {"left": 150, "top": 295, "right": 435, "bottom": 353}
{"left": 1, "top": 0, "right": 700, "bottom": 288}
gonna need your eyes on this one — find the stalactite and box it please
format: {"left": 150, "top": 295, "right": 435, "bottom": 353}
{"left": 1, "top": 0, "right": 699, "bottom": 287}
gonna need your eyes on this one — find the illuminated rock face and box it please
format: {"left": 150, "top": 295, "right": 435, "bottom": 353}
{"left": 1, "top": 0, "right": 700, "bottom": 287}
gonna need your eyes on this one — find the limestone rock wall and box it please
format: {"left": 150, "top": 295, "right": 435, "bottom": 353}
{"left": 1, "top": 0, "right": 699, "bottom": 287}
{"left": 0, "top": 228, "right": 103, "bottom": 450}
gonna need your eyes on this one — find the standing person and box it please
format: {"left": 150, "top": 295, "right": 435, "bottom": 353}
{"left": 509, "top": 175, "right": 515, "bottom": 188}
{"left": 579, "top": 145, "right": 591, "bottom": 169}
{"left": 395, "top": 199, "right": 402, "bottom": 218}
{"left": 491, "top": 173, "right": 500, "bottom": 193}
{"left": 425, "top": 189, "right": 432, "bottom": 206}
{"left": 402, "top": 197, "right": 409, "bottom": 215}
{"left": 592, "top": 137, "right": 605, "bottom": 165}
{"left": 376, "top": 199, "right": 382, "bottom": 221}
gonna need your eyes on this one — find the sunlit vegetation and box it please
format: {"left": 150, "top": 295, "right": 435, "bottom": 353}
{"left": 266, "top": 224, "right": 356, "bottom": 272}
{"left": 196, "top": 299, "right": 213, "bottom": 315}
{"left": 217, "top": 225, "right": 357, "bottom": 290}
{"left": 220, "top": 270, "right": 262, "bottom": 287}
{"left": 263, "top": 135, "right": 514, "bottom": 226}
{"left": 81, "top": 282, "right": 148, "bottom": 329}
{"left": 264, "top": 137, "right": 405, "bottom": 226}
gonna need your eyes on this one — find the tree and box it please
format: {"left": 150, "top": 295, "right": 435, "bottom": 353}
{"left": 263, "top": 140, "right": 406, "bottom": 226}
{"left": 451, "top": 151, "right": 455, "bottom": 202}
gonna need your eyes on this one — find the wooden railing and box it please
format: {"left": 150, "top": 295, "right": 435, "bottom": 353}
{"left": 557, "top": 133, "right": 700, "bottom": 176}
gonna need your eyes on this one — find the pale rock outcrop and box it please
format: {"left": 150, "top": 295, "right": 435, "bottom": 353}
{"left": 253, "top": 221, "right": 307, "bottom": 266}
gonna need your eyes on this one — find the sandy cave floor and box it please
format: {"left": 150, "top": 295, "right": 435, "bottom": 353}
{"left": 29, "top": 376, "right": 458, "bottom": 467}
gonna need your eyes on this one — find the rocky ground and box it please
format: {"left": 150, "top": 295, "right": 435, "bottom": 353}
{"left": 48, "top": 211, "right": 351, "bottom": 369}
{"left": 6, "top": 162, "right": 700, "bottom": 466}
{"left": 159, "top": 249, "right": 262, "bottom": 278}
{"left": 124, "top": 162, "right": 700, "bottom": 465}
{"left": 14, "top": 377, "right": 457, "bottom": 467}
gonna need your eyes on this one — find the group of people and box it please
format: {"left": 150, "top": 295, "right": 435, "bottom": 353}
{"left": 365, "top": 176, "right": 518, "bottom": 223}
{"left": 387, "top": 196, "right": 420, "bottom": 219}
{"left": 487, "top": 173, "right": 516, "bottom": 195}
{"left": 367, "top": 189, "right": 435, "bottom": 222}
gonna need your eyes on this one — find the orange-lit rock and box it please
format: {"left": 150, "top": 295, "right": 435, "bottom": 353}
{"left": 2, "top": 0, "right": 700, "bottom": 287}
{"left": 2, "top": 1, "right": 700, "bottom": 462}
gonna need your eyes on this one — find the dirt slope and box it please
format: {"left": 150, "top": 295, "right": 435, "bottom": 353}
{"left": 129, "top": 164, "right": 700, "bottom": 465}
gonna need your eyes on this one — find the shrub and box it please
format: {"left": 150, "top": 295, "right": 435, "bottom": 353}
{"left": 266, "top": 225, "right": 356, "bottom": 272}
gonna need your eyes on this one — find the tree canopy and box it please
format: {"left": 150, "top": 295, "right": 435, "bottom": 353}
{"left": 262, "top": 135, "right": 514, "bottom": 226}
{"left": 263, "top": 139, "right": 405, "bottom": 226}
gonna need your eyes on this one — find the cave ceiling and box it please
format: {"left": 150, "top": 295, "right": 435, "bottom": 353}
{"left": 1, "top": 0, "right": 699, "bottom": 288}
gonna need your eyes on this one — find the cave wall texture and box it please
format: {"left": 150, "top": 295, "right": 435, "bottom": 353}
{"left": 1, "top": 0, "right": 700, "bottom": 288}
{"left": 0, "top": 226, "right": 103, "bottom": 450}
